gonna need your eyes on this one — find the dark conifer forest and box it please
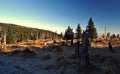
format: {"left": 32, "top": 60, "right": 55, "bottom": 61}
{"left": 0, "top": 23, "right": 61, "bottom": 44}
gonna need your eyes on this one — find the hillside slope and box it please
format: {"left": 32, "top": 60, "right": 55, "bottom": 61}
{"left": 0, "top": 22, "right": 61, "bottom": 44}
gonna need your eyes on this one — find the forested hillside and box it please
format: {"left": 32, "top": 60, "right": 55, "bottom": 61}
{"left": 0, "top": 23, "right": 61, "bottom": 44}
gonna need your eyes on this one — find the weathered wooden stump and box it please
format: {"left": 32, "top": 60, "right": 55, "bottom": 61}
{"left": 108, "top": 41, "right": 115, "bottom": 53}
{"left": 79, "top": 31, "right": 89, "bottom": 71}
{"left": 71, "top": 38, "right": 73, "bottom": 46}
{"left": 108, "top": 41, "right": 112, "bottom": 49}
{"left": 75, "top": 40, "right": 80, "bottom": 58}
{"left": 71, "top": 34, "right": 74, "bottom": 46}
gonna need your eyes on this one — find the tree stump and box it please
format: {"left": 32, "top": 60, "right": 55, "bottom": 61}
{"left": 71, "top": 38, "right": 73, "bottom": 46}
{"left": 75, "top": 40, "right": 80, "bottom": 58}
{"left": 108, "top": 41, "right": 114, "bottom": 53}
{"left": 79, "top": 31, "right": 89, "bottom": 71}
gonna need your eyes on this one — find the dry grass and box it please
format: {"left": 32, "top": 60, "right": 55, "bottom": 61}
{"left": 2, "top": 38, "right": 119, "bottom": 50}
{"left": 10, "top": 47, "right": 37, "bottom": 58}
{"left": 102, "top": 65, "right": 116, "bottom": 74}
{"left": 91, "top": 38, "right": 120, "bottom": 48}
{"left": 68, "top": 53, "right": 78, "bottom": 59}
{"left": 0, "top": 38, "right": 119, "bottom": 74}
{"left": 77, "top": 62, "right": 99, "bottom": 73}
{"left": 41, "top": 54, "right": 51, "bottom": 60}
{"left": 56, "top": 56, "right": 69, "bottom": 68}
{"left": 44, "top": 64, "right": 56, "bottom": 71}
{"left": 53, "top": 46, "right": 63, "bottom": 53}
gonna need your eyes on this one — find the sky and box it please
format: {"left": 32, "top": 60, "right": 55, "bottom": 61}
{"left": 0, "top": 0, "right": 120, "bottom": 35}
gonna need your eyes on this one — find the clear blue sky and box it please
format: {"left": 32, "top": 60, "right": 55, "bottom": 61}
{"left": 0, "top": 0, "right": 120, "bottom": 35}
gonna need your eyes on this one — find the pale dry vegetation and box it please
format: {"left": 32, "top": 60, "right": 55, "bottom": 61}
{"left": 91, "top": 38, "right": 120, "bottom": 48}
{"left": 0, "top": 38, "right": 120, "bottom": 74}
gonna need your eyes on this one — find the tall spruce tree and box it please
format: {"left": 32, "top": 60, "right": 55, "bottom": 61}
{"left": 60, "top": 32, "right": 63, "bottom": 39}
{"left": 86, "top": 18, "right": 98, "bottom": 41}
{"left": 117, "top": 34, "right": 119, "bottom": 38}
{"left": 64, "top": 26, "right": 74, "bottom": 40}
{"left": 106, "top": 32, "right": 110, "bottom": 38}
{"left": 76, "top": 24, "right": 82, "bottom": 39}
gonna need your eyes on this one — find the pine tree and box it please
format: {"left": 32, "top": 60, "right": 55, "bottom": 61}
{"left": 106, "top": 32, "right": 110, "bottom": 38}
{"left": 76, "top": 24, "right": 82, "bottom": 39}
{"left": 64, "top": 26, "right": 74, "bottom": 45}
{"left": 111, "top": 34, "right": 116, "bottom": 38}
{"left": 60, "top": 32, "right": 63, "bottom": 39}
{"left": 102, "top": 34, "right": 105, "bottom": 38}
{"left": 86, "top": 18, "right": 98, "bottom": 41}
{"left": 64, "top": 26, "right": 74, "bottom": 40}
{"left": 117, "top": 34, "right": 119, "bottom": 38}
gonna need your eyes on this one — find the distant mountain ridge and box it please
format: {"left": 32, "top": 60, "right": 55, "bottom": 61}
{"left": 0, "top": 22, "right": 61, "bottom": 44}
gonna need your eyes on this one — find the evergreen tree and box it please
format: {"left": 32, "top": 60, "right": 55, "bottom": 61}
{"left": 111, "top": 34, "right": 116, "bottom": 38}
{"left": 76, "top": 24, "right": 82, "bottom": 39}
{"left": 106, "top": 32, "right": 110, "bottom": 38}
{"left": 117, "top": 34, "right": 119, "bottom": 38}
{"left": 64, "top": 26, "right": 74, "bottom": 40}
{"left": 0, "top": 23, "right": 61, "bottom": 44}
{"left": 86, "top": 18, "right": 98, "bottom": 41}
{"left": 102, "top": 34, "right": 105, "bottom": 38}
{"left": 60, "top": 32, "right": 63, "bottom": 39}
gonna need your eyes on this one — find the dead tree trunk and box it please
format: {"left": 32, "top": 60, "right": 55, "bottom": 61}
{"left": 3, "top": 33, "right": 6, "bottom": 45}
{"left": 75, "top": 40, "right": 80, "bottom": 58}
{"left": 71, "top": 34, "right": 74, "bottom": 46}
{"left": 2, "top": 33, "right": 7, "bottom": 52}
{"left": 108, "top": 41, "right": 114, "bottom": 53}
{"left": 80, "top": 31, "right": 89, "bottom": 67}
{"left": 71, "top": 38, "right": 73, "bottom": 46}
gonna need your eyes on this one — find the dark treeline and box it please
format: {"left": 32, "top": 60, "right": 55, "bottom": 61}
{"left": 63, "top": 18, "right": 98, "bottom": 46}
{"left": 0, "top": 23, "right": 61, "bottom": 44}
{"left": 64, "top": 18, "right": 98, "bottom": 40}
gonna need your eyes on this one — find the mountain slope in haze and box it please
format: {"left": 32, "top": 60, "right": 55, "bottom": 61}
{"left": 0, "top": 22, "right": 61, "bottom": 44}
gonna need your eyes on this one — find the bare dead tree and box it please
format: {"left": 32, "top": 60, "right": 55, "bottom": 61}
{"left": 79, "top": 31, "right": 89, "bottom": 71}
{"left": 108, "top": 41, "right": 115, "bottom": 53}
{"left": 75, "top": 40, "right": 80, "bottom": 58}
